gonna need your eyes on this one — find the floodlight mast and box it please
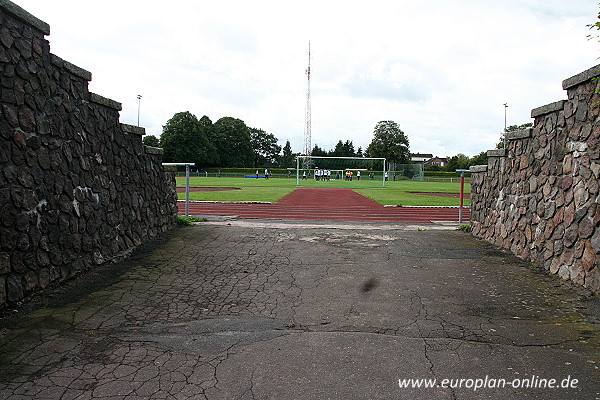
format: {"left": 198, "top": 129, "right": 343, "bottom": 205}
{"left": 303, "top": 41, "right": 312, "bottom": 157}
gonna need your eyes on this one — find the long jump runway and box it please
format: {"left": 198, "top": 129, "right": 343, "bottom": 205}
{"left": 178, "top": 187, "right": 469, "bottom": 223}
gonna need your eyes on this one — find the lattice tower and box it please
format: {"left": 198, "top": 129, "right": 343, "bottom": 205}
{"left": 303, "top": 41, "right": 312, "bottom": 156}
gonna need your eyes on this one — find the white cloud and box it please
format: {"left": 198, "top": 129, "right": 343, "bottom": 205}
{"left": 14, "top": 0, "right": 599, "bottom": 158}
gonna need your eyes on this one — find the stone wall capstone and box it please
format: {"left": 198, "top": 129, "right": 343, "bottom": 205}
{"left": 470, "top": 65, "right": 600, "bottom": 295}
{"left": 0, "top": 1, "right": 178, "bottom": 308}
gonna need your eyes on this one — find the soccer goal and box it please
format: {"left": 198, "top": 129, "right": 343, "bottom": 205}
{"left": 295, "top": 156, "right": 387, "bottom": 188}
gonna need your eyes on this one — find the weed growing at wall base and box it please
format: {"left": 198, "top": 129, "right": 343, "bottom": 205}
{"left": 457, "top": 224, "right": 472, "bottom": 232}
{"left": 177, "top": 216, "right": 208, "bottom": 226}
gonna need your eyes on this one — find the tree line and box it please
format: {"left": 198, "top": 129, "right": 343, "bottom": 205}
{"left": 308, "top": 120, "right": 411, "bottom": 164}
{"left": 310, "top": 121, "right": 412, "bottom": 165}
{"left": 144, "top": 114, "right": 413, "bottom": 169}
{"left": 142, "top": 111, "right": 292, "bottom": 168}
{"left": 144, "top": 111, "right": 510, "bottom": 172}
{"left": 432, "top": 152, "right": 488, "bottom": 172}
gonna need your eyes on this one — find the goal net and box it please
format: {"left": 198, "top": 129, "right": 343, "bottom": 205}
{"left": 388, "top": 162, "right": 424, "bottom": 181}
{"left": 295, "top": 156, "right": 387, "bottom": 188}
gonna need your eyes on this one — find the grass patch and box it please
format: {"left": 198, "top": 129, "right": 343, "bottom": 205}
{"left": 175, "top": 177, "right": 470, "bottom": 206}
{"left": 177, "top": 216, "right": 208, "bottom": 226}
{"left": 356, "top": 181, "right": 470, "bottom": 207}
{"left": 177, "top": 186, "right": 295, "bottom": 203}
{"left": 456, "top": 224, "right": 472, "bottom": 232}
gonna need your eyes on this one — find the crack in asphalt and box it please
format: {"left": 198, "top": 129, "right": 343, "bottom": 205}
{"left": 1, "top": 223, "right": 598, "bottom": 399}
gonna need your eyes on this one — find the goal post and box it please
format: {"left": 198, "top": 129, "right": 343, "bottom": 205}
{"left": 295, "top": 156, "right": 387, "bottom": 188}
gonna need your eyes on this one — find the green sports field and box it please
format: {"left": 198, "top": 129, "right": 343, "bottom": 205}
{"left": 175, "top": 177, "right": 470, "bottom": 207}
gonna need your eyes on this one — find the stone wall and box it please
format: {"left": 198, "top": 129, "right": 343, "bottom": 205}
{"left": 470, "top": 65, "right": 600, "bottom": 295}
{"left": 0, "top": 1, "right": 178, "bottom": 307}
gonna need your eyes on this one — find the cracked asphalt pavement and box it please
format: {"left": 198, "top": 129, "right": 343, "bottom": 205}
{"left": 0, "top": 220, "right": 599, "bottom": 399}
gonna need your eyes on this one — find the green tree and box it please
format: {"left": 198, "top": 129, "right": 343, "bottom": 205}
{"left": 470, "top": 151, "right": 488, "bottom": 166}
{"left": 250, "top": 128, "right": 281, "bottom": 167}
{"left": 279, "top": 140, "right": 295, "bottom": 168}
{"left": 198, "top": 115, "right": 219, "bottom": 166}
{"left": 445, "top": 153, "right": 470, "bottom": 171}
{"left": 587, "top": 5, "right": 600, "bottom": 99}
{"left": 343, "top": 140, "right": 356, "bottom": 157}
{"left": 311, "top": 144, "right": 328, "bottom": 156}
{"left": 587, "top": 4, "right": 600, "bottom": 44}
{"left": 497, "top": 122, "right": 533, "bottom": 149}
{"left": 366, "top": 121, "right": 410, "bottom": 164}
{"left": 199, "top": 115, "right": 213, "bottom": 127}
{"left": 212, "top": 117, "right": 254, "bottom": 167}
{"left": 328, "top": 140, "right": 356, "bottom": 157}
{"left": 160, "top": 111, "right": 217, "bottom": 166}
{"left": 330, "top": 140, "right": 345, "bottom": 157}
{"left": 142, "top": 135, "right": 160, "bottom": 147}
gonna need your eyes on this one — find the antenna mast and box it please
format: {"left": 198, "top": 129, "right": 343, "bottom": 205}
{"left": 303, "top": 41, "right": 312, "bottom": 156}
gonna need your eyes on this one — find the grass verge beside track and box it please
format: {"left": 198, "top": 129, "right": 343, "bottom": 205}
{"left": 356, "top": 181, "right": 470, "bottom": 207}
{"left": 179, "top": 186, "right": 294, "bottom": 203}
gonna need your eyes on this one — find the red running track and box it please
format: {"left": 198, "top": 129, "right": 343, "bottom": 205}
{"left": 178, "top": 187, "right": 470, "bottom": 223}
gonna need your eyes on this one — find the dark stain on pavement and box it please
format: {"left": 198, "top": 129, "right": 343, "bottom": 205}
{"left": 361, "top": 278, "right": 379, "bottom": 293}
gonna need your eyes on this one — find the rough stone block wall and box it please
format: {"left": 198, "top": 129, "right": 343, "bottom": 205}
{"left": 470, "top": 65, "right": 600, "bottom": 295}
{"left": 0, "top": 1, "right": 178, "bottom": 307}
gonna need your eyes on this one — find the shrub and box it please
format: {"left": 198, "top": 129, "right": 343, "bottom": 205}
{"left": 457, "top": 224, "right": 472, "bottom": 232}
{"left": 177, "top": 216, "right": 208, "bottom": 226}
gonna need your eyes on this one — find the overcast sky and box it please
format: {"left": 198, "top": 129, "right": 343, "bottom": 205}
{"left": 15, "top": 0, "right": 599, "bottom": 157}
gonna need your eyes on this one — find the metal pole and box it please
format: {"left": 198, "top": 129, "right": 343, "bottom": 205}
{"left": 137, "top": 95, "right": 142, "bottom": 126}
{"left": 185, "top": 165, "right": 190, "bottom": 217}
{"left": 503, "top": 103, "right": 508, "bottom": 148}
{"left": 296, "top": 157, "right": 300, "bottom": 187}
{"left": 459, "top": 172, "right": 465, "bottom": 223}
{"left": 455, "top": 169, "right": 470, "bottom": 224}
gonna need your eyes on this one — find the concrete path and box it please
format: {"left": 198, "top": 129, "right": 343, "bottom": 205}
{"left": 0, "top": 219, "right": 598, "bottom": 399}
